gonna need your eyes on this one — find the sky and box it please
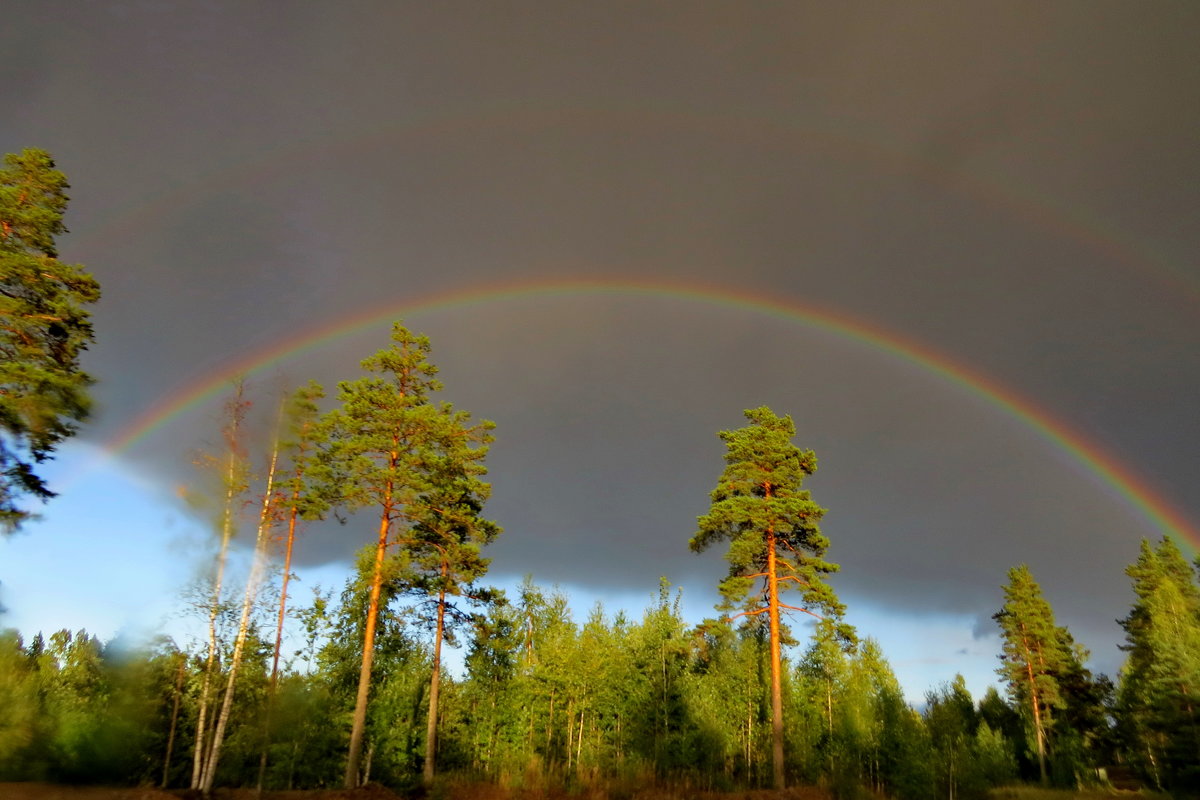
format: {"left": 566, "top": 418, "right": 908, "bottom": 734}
{"left": 2, "top": 2, "right": 1198, "bottom": 704}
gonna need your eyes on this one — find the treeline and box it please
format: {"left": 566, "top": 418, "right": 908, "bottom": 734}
{"left": 2, "top": 539, "right": 1198, "bottom": 798}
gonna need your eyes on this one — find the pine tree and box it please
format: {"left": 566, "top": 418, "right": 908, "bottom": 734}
{"left": 691, "top": 406, "right": 846, "bottom": 790}
{"left": 993, "top": 564, "right": 1080, "bottom": 785}
{"left": 404, "top": 404, "right": 499, "bottom": 784}
{"left": 0, "top": 148, "right": 100, "bottom": 532}
{"left": 317, "top": 322, "right": 492, "bottom": 788}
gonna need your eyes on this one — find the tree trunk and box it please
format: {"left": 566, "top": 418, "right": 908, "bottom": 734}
{"left": 259, "top": 497, "right": 301, "bottom": 790}
{"left": 423, "top": 575, "right": 447, "bottom": 785}
{"left": 162, "top": 654, "right": 185, "bottom": 788}
{"left": 766, "top": 525, "right": 785, "bottom": 791}
{"left": 576, "top": 708, "right": 584, "bottom": 774}
{"left": 566, "top": 698, "right": 575, "bottom": 770}
{"left": 344, "top": 506, "right": 392, "bottom": 788}
{"left": 191, "top": 447, "right": 241, "bottom": 789}
{"left": 1019, "top": 630, "right": 1048, "bottom": 785}
{"left": 200, "top": 439, "right": 279, "bottom": 794}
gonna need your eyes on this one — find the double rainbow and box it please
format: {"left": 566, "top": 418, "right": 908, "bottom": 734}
{"left": 105, "top": 278, "right": 1198, "bottom": 555}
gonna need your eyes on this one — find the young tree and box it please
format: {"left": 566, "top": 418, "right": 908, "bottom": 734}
{"left": 0, "top": 148, "right": 100, "bottom": 532}
{"left": 924, "top": 675, "right": 976, "bottom": 800}
{"left": 690, "top": 406, "right": 846, "bottom": 790}
{"left": 199, "top": 398, "right": 289, "bottom": 794}
{"left": 258, "top": 381, "right": 326, "bottom": 788}
{"left": 190, "top": 382, "right": 251, "bottom": 790}
{"left": 318, "top": 321, "right": 493, "bottom": 788}
{"left": 993, "top": 564, "right": 1081, "bottom": 785}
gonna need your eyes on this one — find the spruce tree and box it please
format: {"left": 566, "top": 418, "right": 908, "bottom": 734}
{"left": 0, "top": 148, "right": 100, "bottom": 531}
{"left": 691, "top": 406, "right": 846, "bottom": 790}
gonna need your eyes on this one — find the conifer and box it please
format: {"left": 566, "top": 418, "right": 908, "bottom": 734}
{"left": 317, "top": 322, "right": 495, "bottom": 788}
{"left": 0, "top": 149, "right": 100, "bottom": 531}
{"left": 993, "top": 564, "right": 1080, "bottom": 784}
{"left": 691, "top": 406, "right": 846, "bottom": 790}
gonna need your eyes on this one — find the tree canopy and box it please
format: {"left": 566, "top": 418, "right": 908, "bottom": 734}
{"left": 0, "top": 148, "right": 100, "bottom": 532}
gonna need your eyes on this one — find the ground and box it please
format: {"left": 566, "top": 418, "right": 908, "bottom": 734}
{"left": 0, "top": 784, "right": 834, "bottom": 800}
{"left": 0, "top": 784, "right": 1166, "bottom": 800}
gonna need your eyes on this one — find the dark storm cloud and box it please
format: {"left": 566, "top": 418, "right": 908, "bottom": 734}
{"left": 5, "top": 2, "right": 1198, "bottom": 680}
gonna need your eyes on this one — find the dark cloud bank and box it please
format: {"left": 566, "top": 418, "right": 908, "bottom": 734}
{"left": 5, "top": 2, "right": 1199, "bottom": 680}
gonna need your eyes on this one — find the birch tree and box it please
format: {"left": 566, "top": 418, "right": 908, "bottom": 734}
{"left": 190, "top": 383, "right": 250, "bottom": 790}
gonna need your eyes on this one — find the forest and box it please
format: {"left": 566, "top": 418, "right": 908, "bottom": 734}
{"left": 3, "top": 149, "right": 1200, "bottom": 800}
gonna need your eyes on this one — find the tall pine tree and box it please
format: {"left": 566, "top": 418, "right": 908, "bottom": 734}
{"left": 405, "top": 405, "right": 499, "bottom": 784}
{"left": 691, "top": 406, "right": 846, "bottom": 790}
{"left": 317, "top": 322, "right": 495, "bottom": 788}
{"left": 993, "top": 564, "right": 1081, "bottom": 785}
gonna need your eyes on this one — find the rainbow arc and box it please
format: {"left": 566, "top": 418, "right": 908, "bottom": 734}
{"left": 106, "top": 277, "right": 1199, "bottom": 555}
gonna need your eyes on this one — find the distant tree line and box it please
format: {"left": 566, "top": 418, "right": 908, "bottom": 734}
{"left": 2, "top": 539, "right": 1197, "bottom": 797}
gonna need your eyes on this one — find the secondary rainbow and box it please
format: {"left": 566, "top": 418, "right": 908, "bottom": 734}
{"left": 106, "top": 277, "right": 1199, "bottom": 553}
{"left": 68, "top": 104, "right": 1200, "bottom": 303}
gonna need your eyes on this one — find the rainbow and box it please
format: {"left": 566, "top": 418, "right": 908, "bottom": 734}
{"left": 105, "top": 277, "right": 1199, "bottom": 554}
{"left": 67, "top": 104, "right": 1200, "bottom": 303}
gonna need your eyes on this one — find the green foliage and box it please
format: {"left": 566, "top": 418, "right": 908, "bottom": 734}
{"left": 691, "top": 407, "right": 843, "bottom": 622}
{"left": 1115, "top": 537, "right": 1200, "bottom": 795}
{"left": 0, "top": 148, "right": 100, "bottom": 531}
{"left": 0, "top": 629, "right": 178, "bottom": 784}
{"left": 316, "top": 321, "right": 499, "bottom": 785}
{"left": 280, "top": 379, "right": 330, "bottom": 521}
{"left": 692, "top": 406, "right": 847, "bottom": 790}
{"left": 994, "top": 565, "right": 1095, "bottom": 785}
{"left": 316, "top": 322, "right": 446, "bottom": 521}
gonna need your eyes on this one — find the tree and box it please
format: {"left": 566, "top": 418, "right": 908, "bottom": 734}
{"left": 189, "top": 382, "right": 251, "bottom": 790}
{"left": 199, "top": 397, "right": 288, "bottom": 795}
{"left": 690, "top": 406, "right": 845, "bottom": 790}
{"left": 405, "top": 428, "right": 500, "bottom": 785}
{"left": 993, "top": 564, "right": 1081, "bottom": 785}
{"left": 317, "top": 321, "right": 493, "bottom": 788}
{"left": 1116, "top": 537, "right": 1200, "bottom": 793}
{"left": 0, "top": 148, "right": 100, "bottom": 532}
{"left": 258, "top": 381, "right": 326, "bottom": 788}
{"left": 924, "top": 675, "right": 976, "bottom": 800}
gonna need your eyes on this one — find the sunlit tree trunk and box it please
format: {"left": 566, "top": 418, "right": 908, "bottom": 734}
{"left": 345, "top": 497, "right": 393, "bottom": 787}
{"left": 200, "top": 433, "right": 280, "bottom": 794}
{"left": 257, "top": 382, "right": 323, "bottom": 790}
{"left": 191, "top": 384, "right": 248, "bottom": 790}
{"left": 766, "top": 523, "right": 785, "bottom": 791}
{"left": 423, "top": 566, "right": 447, "bottom": 785}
